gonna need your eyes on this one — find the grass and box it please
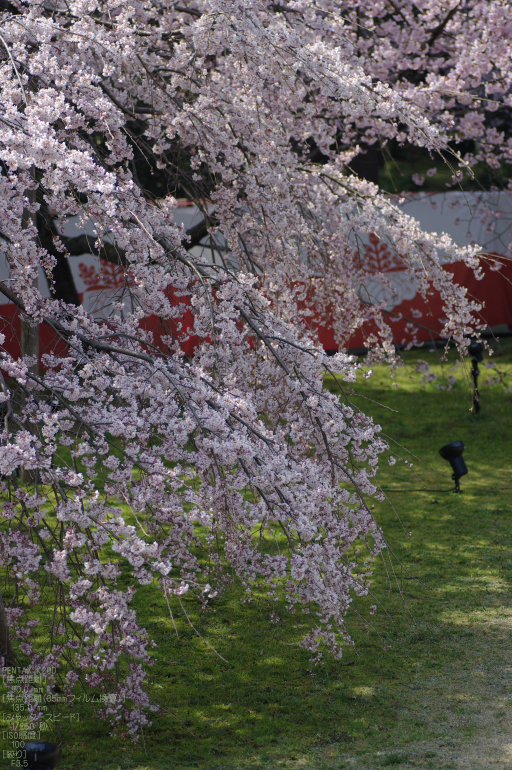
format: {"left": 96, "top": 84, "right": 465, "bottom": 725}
{"left": 2, "top": 338, "right": 512, "bottom": 769}
{"left": 377, "top": 143, "right": 512, "bottom": 194}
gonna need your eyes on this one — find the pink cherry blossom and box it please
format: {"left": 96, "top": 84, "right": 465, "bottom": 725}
{"left": 0, "top": 0, "right": 507, "bottom": 737}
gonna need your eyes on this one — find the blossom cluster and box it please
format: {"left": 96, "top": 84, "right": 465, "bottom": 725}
{"left": 0, "top": 0, "right": 504, "bottom": 735}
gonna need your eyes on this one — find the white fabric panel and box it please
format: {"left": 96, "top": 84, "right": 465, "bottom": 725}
{"left": 0, "top": 194, "right": 511, "bottom": 313}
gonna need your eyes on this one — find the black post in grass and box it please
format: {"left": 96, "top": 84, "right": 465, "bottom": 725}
{"left": 439, "top": 441, "right": 468, "bottom": 493}
{"left": 468, "top": 341, "right": 484, "bottom": 413}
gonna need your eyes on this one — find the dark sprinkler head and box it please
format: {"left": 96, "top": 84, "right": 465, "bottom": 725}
{"left": 468, "top": 341, "right": 484, "bottom": 362}
{"left": 22, "top": 742, "right": 61, "bottom": 770}
{"left": 439, "top": 440, "right": 468, "bottom": 492}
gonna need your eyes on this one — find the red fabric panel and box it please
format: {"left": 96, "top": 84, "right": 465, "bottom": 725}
{"left": 1, "top": 256, "right": 511, "bottom": 361}
{"left": 316, "top": 256, "right": 512, "bottom": 350}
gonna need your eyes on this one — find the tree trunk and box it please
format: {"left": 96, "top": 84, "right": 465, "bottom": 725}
{"left": 0, "top": 589, "right": 17, "bottom": 668}
{"left": 21, "top": 180, "right": 40, "bottom": 376}
{"left": 20, "top": 177, "right": 39, "bottom": 486}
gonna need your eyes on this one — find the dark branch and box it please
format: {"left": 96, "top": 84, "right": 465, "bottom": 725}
{"left": 173, "top": 5, "right": 202, "bottom": 17}
{"left": 426, "top": 3, "right": 460, "bottom": 47}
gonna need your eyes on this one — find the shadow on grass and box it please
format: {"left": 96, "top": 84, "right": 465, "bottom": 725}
{"left": 61, "top": 477, "right": 512, "bottom": 769}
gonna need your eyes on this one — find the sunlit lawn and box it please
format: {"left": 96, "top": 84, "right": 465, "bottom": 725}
{"left": 2, "top": 337, "right": 512, "bottom": 769}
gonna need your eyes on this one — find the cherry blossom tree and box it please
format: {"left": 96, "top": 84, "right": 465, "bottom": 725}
{"left": 0, "top": 0, "right": 509, "bottom": 736}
